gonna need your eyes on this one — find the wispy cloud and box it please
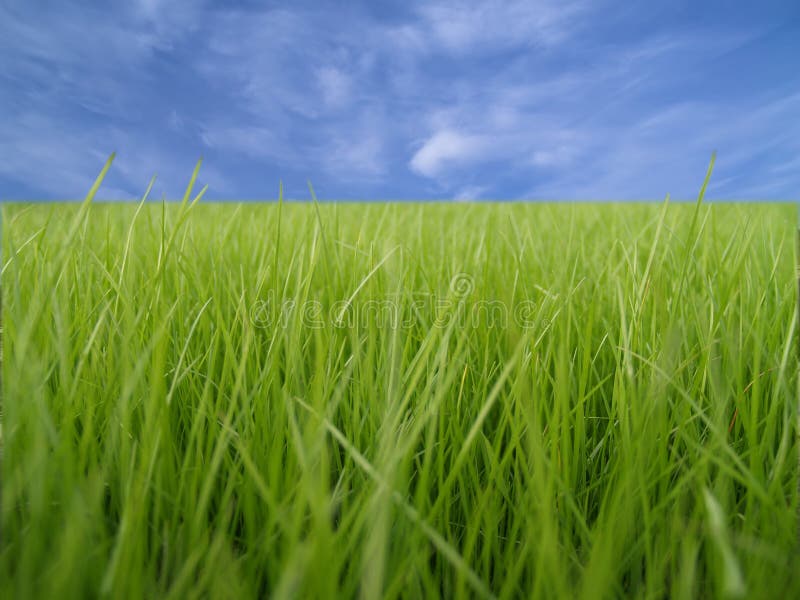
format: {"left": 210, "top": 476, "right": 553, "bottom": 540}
{"left": 316, "top": 66, "right": 353, "bottom": 110}
{"left": 415, "top": 0, "right": 587, "bottom": 52}
{"left": 410, "top": 130, "right": 490, "bottom": 178}
{"left": 454, "top": 185, "right": 488, "bottom": 201}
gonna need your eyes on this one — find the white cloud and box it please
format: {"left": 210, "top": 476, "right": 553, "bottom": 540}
{"left": 322, "top": 132, "right": 386, "bottom": 180}
{"left": 0, "top": 106, "right": 232, "bottom": 200}
{"left": 316, "top": 66, "right": 352, "bottom": 110}
{"left": 454, "top": 185, "right": 487, "bottom": 201}
{"left": 0, "top": 129, "right": 122, "bottom": 198}
{"left": 409, "top": 129, "right": 488, "bottom": 178}
{"left": 416, "top": 0, "right": 586, "bottom": 52}
{"left": 197, "top": 9, "right": 337, "bottom": 121}
{"left": 192, "top": 8, "right": 404, "bottom": 183}
{"left": 402, "top": 29, "right": 793, "bottom": 198}
{"left": 520, "top": 92, "right": 800, "bottom": 199}
{"left": 529, "top": 130, "right": 583, "bottom": 168}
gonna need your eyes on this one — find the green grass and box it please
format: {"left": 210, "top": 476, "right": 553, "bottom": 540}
{"left": 2, "top": 174, "right": 799, "bottom": 597}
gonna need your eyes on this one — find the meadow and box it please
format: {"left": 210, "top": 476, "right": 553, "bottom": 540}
{"left": 2, "top": 165, "right": 799, "bottom": 598}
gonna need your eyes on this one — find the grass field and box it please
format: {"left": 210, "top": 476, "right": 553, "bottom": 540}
{"left": 2, "top": 170, "right": 799, "bottom": 597}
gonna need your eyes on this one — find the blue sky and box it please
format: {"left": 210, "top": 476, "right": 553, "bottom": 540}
{"left": 1, "top": 0, "right": 798, "bottom": 200}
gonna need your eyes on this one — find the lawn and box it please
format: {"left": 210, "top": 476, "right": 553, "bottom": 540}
{"left": 2, "top": 170, "right": 798, "bottom": 597}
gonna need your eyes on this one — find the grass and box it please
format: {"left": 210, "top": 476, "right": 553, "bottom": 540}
{"left": 1, "top": 166, "right": 799, "bottom": 598}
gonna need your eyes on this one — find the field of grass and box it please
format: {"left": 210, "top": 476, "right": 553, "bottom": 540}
{"left": 2, "top": 171, "right": 799, "bottom": 597}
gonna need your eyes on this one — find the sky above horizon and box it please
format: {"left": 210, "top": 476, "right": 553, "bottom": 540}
{"left": 1, "top": 0, "right": 799, "bottom": 201}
